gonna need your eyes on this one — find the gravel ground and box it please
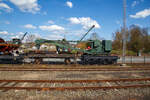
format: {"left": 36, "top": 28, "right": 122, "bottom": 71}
{"left": 0, "top": 65, "right": 150, "bottom": 100}
{"left": 0, "top": 71, "right": 150, "bottom": 80}
{"left": 0, "top": 88, "right": 150, "bottom": 100}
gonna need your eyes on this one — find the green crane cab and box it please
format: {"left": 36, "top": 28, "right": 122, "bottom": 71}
{"left": 83, "top": 40, "right": 112, "bottom": 55}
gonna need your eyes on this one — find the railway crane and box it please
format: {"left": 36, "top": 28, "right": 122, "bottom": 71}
{"left": 34, "top": 25, "right": 119, "bottom": 64}
{"left": 0, "top": 32, "right": 27, "bottom": 63}
{"left": 0, "top": 26, "right": 119, "bottom": 64}
{"left": 0, "top": 32, "right": 27, "bottom": 54}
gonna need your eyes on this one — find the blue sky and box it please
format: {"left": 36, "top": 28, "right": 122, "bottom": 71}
{"left": 0, "top": 0, "right": 150, "bottom": 41}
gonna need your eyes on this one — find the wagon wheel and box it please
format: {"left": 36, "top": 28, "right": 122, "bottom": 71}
{"left": 73, "top": 54, "right": 78, "bottom": 64}
{"left": 103, "top": 59, "right": 108, "bottom": 65}
{"left": 34, "top": 58, "right": 42, "bottom": 64}
{"left": 64, "top": 58, "right": 71, "bottom": 65}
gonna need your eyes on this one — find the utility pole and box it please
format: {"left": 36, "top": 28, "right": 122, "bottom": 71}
{"left": 122, "top": 0, "right": 126, "bottom": 66}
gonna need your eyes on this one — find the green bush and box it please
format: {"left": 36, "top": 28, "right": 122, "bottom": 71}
{"left": 111, "top": 50, "right": 136, "bottom": 56}
{"left": 111, "top": 50, "right": 122, "bottom": 55}
{"left": 126, "top": 50, "right": 136, "bottom": 56}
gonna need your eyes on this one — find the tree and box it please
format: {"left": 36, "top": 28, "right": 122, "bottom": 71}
{"left": 112, "top": 25, "right": 150, "bottom": 55}
{"left": 142, "top": 28, "right": 150, "bottom": 53}
{"left": 128, "top": 26, "right": 143, "bottom": 55}
{"left": 112, "top": 30, "right": 122, "bottom": 50}
{"left": 89, "top": 32, "right": 103, "bottom": 40}
{"left": 25, "top": 34, "right": 36, "bottom": 43}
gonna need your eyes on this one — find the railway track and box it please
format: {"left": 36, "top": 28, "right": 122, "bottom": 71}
{"left": 0, "top": 67, "right": 150, "bottom": 71}
{"left": 0, "top": 78, "right": 150, "bottom": 91}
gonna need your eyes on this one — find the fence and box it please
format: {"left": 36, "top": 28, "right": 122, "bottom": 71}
{"left": 117, "top": 56, "right": 150, "bottom": 64}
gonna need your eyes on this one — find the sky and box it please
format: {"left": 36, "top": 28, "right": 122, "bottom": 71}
{"left": 0, "top": 0, "right": 150, "bottom": 41}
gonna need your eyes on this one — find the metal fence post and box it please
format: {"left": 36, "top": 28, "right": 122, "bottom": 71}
{"left": 130, "top": 56, "right": 131, "bottom": 64}
{"left": 144, "top": 56, "right": 146, "bottom": 64}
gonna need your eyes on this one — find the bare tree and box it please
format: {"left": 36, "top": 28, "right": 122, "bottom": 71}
{"left": 113, "top": 25, "right": 150, "bottom": 55}
{"left": 128, "top": 25, "right": 144, "bottom": 55}
{"left": 112, "top": 30, "right": 123, "bottom": 50}
{"left": 25, "top": 34, "right": 36, "bottom": 43}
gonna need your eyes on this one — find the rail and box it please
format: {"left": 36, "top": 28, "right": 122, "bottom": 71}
{"left": 0, "top": 67, "right": 150, "bottom": 71}
{"left": 0, "top": 78, "right": 150, "bottom": 91}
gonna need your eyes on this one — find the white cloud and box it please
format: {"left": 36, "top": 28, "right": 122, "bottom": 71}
{"left": 68, "top": 17, "right": 100, "bottom": 29}
{"left": 33, "top": 33, "right": 41, "bottom": 39}
{"left": 131, "top": 0, "right": 144, "bottom": 8}
{"left": 18, "top": 32, "right": 25, "bottom": 35}
{"left": 24, "top": 24, "right": 37, "bottom": 29}
{"left": 68, "top": 30, "right": 85, "bottom": 37}
{"left": 48, "top": 20, "right": 54, "bottom": 24}
{"left": 23, "top": 32, "right": 41, "bottom": 43}
{"left": 132, "top": 1, "right": 138, "bottom": 7}
{"left": 66, "top": 1, "right": 73, "bottom": 8}
{"left": 69, "top": 17, "right": 80, "bottom": 24}
{"left": 10, "top": 32, "right": 29, "bottom": 40}
{"left": 133, "top": 24, "right": 143, "bottom": 27}
{"left": 39, "top": 25, "right": 65, "bottom": 31}
{"left": 130, "top": 8, "right": 150, "bottom": 18}
{"left": 0, "top": 3, "right": 12, "bottom": 12}
{"left": 116, "top": 20, "right": 121, "bottom": 27}
{"left": 47, "top": 34, "right": 63, "bottom": 40}
{"left": 39, "top": 25, "right": 65, "bottom": 40}
{"left": 11, "top": 35, "right": 19, "bottom": 39}
{"left": 9, "top": 0, "right": 40, "bottom": 14}
{"left": 0, "top": 31, "right": 8, "bottom": 35}
{"left": 43, "top": 11, "right": 47, "bottom": 15}
{"left": 11, "top": 32, "right": 24, "bottom": 39}
{"left": 10, "top": 33, "right": 14, "bottom": 35}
